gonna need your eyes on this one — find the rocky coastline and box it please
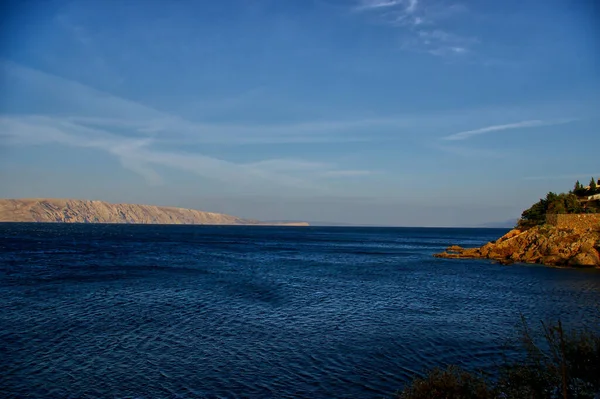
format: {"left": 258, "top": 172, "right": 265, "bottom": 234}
{"left": 434, "top": 224, "right": 600, "bottom": 268}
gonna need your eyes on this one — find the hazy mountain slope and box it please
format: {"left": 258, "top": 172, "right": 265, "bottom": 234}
{"left": 0, "top": 199, "right": 308, "bottom": 226}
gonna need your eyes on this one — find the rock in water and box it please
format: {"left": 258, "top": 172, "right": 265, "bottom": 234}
{"left": 434, "top": 225, "right": 600, "bottom": 268}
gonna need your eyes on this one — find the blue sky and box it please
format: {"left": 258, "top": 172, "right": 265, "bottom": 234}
{"left": 1, "top": 0, "right": 599, "bottom": 226}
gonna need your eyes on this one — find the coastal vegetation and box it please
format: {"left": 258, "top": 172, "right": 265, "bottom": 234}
{"left": 396, "top": 319, "right": 600, "bottom": 399}
{"left": 517, "top": 179, "right": 600, "bottom": 230}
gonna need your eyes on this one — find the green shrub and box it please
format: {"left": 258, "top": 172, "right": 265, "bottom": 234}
{"left": 396, "top": 319, "right": 600, "bottom": 399}
{"left": 396, "top": 366, "right": 495, "bottom": 399}
{"left": 497, "top": 318, "right": 600, "bottom": 399}
{"left": 573, "top": 181, "right": 587, "bottom": 197}
{"left": 589, "top": 178, "right": 598, "bottom": 195}
{"left": 517, "top": 193, "right": 585, "bottom": 229}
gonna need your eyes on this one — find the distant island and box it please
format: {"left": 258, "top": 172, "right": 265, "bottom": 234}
{"left": 0, "top": 198, "right": 309, "bottom": 226}
{"left": 435, "top": 178, "right": 600, "bottom": 268}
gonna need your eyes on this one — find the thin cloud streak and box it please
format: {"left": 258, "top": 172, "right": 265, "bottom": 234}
{"left": 355, "top": 0, "right": 418, "bottom": 14}
{"left": 66, "top": 115, "right": 406, "bottom": 144}
{"left": 443, "top": 119, "right": 577, "bottom": 141}
{"left": 1, "top": 61, "right": 410, "bottom": 145}
{"left": 355, "top": 0, "right": 409, "bottom": 10}
{"left": 0, "top": 115, "right": 371, "bottom": 191}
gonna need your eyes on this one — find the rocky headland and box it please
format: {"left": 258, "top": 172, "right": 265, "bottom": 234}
{"left": 435, "top": 224, "right": 600, "bottom": 268}
{"left": 0, "top": 198, "right": 309, "bottom": 226}
{"left": 436, "top": 183, "right": 600, "bottom": 268}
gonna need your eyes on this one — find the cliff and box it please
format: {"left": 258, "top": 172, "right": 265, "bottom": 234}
{"left": 0, "top": 199, "right": 309, "bottom": 226}
{"left": 434, "top": 225, "right": 600, "bottom": 268}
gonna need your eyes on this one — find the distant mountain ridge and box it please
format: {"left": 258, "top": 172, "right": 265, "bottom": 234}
{"left": 0, "top": 199, "right": 309, "bottom": 226}
{"left": 476, "top": 219, "right": 518, "bottom": 228}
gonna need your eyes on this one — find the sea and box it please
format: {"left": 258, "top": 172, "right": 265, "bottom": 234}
{"left": 1, "top": 223, "right": 599, "bottom": 399}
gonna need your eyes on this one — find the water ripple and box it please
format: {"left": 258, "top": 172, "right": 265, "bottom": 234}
{"left": 1, "top": 224, "right": 600, "bottom": 398}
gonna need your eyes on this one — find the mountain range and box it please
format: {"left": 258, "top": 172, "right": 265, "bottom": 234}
{"left": 0, "top": 199, "right": 309, "bottom": 226}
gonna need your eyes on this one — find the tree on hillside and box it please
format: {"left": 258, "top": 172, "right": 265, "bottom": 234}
{"left": 572, "top": 180, "right": 592, "bottom": 197}
{"left": 517, "top": 192, "right": 586, "bottom": 229}
{"left": 573, "top": 180, "right": 586, "bottom": 196}
{"left": 518, "top": 193, "right": 552, "bottom": 228}
{"left": 590, "top": 177, "right": 598, "bottom": 195}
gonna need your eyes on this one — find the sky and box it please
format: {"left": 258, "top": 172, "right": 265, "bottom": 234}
{"left": 0, "top": 0, "right": 599, "bottom": 227}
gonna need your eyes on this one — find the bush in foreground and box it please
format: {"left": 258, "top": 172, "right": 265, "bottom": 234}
{"left": 396, "top": 366, "right": 495, "bottom": 399}
{"left": 396, "top": 319, "right": 600, "bottom": 399}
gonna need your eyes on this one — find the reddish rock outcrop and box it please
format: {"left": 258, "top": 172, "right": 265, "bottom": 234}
{"left": 434, "top": 225, "right": 600, "bottom": 268}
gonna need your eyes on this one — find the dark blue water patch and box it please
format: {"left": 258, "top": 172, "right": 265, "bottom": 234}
{"left": 1, "top": 223, "right": 599, "bottom": 398}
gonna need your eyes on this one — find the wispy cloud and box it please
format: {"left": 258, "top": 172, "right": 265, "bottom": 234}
{"left": 352, "top": 0, "right": 475, "bottom": 56}
{"left": 442, "top": 119, "right": 576, "bottom": 141}
{"left": 0, "top": 63, "right": 377, "bottom": 190}
{"left": 410, "top": 29, "right": 478, "bottom": 56}
{"left": 406, "top": 0, "right": 418, "bottom": 13}
{"left": 356, "top": 0, "right": 418, "bottom": 13}
{"left": 1, "top": 62, "right": 418, "bottom": 145}
{"left": 65, "top": 115, "right": 380, "bottom": 145}
{"left": 1, "top": 114, "right": 374, "bottom": 190}
{"left": 355, "top": 0, "right": 422, "bottom": 27}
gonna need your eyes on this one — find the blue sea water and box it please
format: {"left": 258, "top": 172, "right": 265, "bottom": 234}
{"left": 1, "top": 223, "right": 599, "bottom": 399}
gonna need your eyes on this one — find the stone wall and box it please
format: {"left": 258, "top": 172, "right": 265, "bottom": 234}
{"left": 546, "top": 213, "right": 600, "bottom": 230}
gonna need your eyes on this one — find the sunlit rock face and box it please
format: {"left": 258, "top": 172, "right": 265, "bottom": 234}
{"left": 435, "top": 225, "right": 600, "bottom": 268}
